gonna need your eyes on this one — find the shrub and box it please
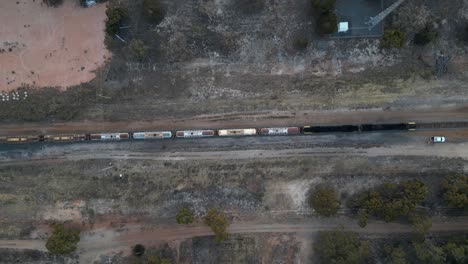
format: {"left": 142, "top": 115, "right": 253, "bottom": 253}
{"left": 317, "top": 11, "right": 338, "bottom": 35}
{"left": 132, "top": 244, "right": 145, "bottom": 256}
{"left": 294, "top": 37, "right": 309, "bottom": 51}
{"left": 105, "top": 5, "right": 128, "bottom": 35}
{"left": 45, "top": 224, "right": 80, "bottom": 255}
{"left": 441, "top": 175, "right": 468, "bottom": 209}
{"left": 176, "top": 208, "right": 194, "bottom": 224}
{"left": 315, "top": 229, "right": 370, "bottom": 264}
{"left": 382, "top": 29, "right": 406, "bottom": 49}
{"left": 409, "top": 212, "right": 432, "bottom": 237}
{"left": 204, "top": 209, "right": 229, "bottom": 243}
{"left": 312, "top": 0, "right": 336, "bottom": 13}
{"left": 143, "top": 0, "right": 163, "bottom": 22}
{"left": 414, "top": 26, "right": 438, "bottom": 46}
{"left": 129, "top": 39, "right": 149, "bottom": 60}
{"left": 45, "top": 0, "right": 64, "bottom": 7}
{"left": 309, "top": 186, "right": 341, "bottom": 217}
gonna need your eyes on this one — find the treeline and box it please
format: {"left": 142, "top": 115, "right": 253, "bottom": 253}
{"left": 309, "top": 174, "right": 468, "bottom": 233}
{"left": 316, "top": 229, "right": 468, "bottom": 264}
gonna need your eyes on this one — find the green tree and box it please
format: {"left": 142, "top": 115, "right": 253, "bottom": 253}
{"left": 45, "top": 224, "right": 80, "bottom": 255}
{"left": 442, "top": 175, "right": 468, "bottom": 209}
{"left": 383, "top": 244, "right": 408, "bottom": 264}
{"left": 382, "top": 29, "right": 406, "bottom": 49}
{"left": 358, "top": 210, "right": 368, "bottom": 228}
{"left": 412, "top": 241, "right": 446, "bottom": 264}
{"left": 414, "top": 26, "right": 438, "bottom": 46}
{"left": 443, "top": 241, "right": 467, "bottom": 263}
{"left": 204, "top": 209, "right": 229, "bottom": 243}
{"left": 409, "top": 212, "right": 432, "bottom": 237}
{"left": 176, "top": 208, "right": 194, "bottom": 224}
{"left": 105, "top": 5, "right": 129, "bottom": 35}
{"left": 309, "top": 186, "right": 341, "bottom": 217}
{"left": 317, "top": 11, "right": 338, "bottom": 35}
{"left": 130, "top": 39, "right": 149, "bottom": 60}
{"left": 143, "top": 0, "right": 163, "bottom": 22}
{"left": 315, "top": 229, "right": 370, "bottom": 264}
{"left": 348, "top": 180, "right": 427, "bottom": 224}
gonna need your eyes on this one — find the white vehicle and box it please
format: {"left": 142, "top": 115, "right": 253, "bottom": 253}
{"left": 430, "top": 136, "right": 446, "bottom": 143}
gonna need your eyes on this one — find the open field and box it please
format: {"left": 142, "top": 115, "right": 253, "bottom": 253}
{"left": 0, "top": 0, "right": 109, "bottom": 91}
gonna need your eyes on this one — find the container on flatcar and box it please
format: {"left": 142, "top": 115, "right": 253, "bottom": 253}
{"left": 218, "top": 128, "right": 257, "bottom": 136}
{"left": 133, "top": 131, "right": 173, "bottom": 139}
{"left": 90, "top": 133, "right": 130, "bottom": 140}
{"left": 43, "top": 134, "right": 86, "bottom": 142}
{"left": 260, "top": 127, "right": 300, "bottom": 136}
{"left": 175, "top": 130, "right": 215, "bottom": 138}
{"left": 5, "top": 135, "right": 39, "bottom": 143}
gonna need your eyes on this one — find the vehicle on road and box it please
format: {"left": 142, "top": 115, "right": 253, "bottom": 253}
{"left": 430, "top": 136, "right": 446, "bottom": 143}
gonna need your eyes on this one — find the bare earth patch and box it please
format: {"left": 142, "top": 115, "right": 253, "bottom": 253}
{"left": 0, "top": 0, "right": 109, "bottom": 91}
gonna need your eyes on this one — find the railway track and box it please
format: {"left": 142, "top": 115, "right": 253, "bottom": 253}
{"left": 1, "top": 121, "right": 468, "bottom": 144}
{"left": 416, "top": 121, "right": 468, "bottom": 129}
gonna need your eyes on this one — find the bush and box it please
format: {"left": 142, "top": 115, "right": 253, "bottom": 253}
{"left": 315, "top": 229, "right": 370, "bottom": 264}
{"left": 105, "top": 5, "right": 128, "bottom": 35}
{"left": 45, "top": 224, "right": 80, "bottom": 255}
{"left": 309, "top": 186, "right": 341, "bottom": 217}
{"left": 176, "top": 208, "right": 194, "bottom": 224}
{"left": 204, "top": 209, "right": 229, "bottom": 243}
{"left": 317, "top": 11, "right": 338, "bottom": 35}
{"left": 414, "top": 26, "right": 438, "bottom": 46}
{"left": 441, "top": 175, "right": 468, "bottom": 209}
{"left": 143, "top": 0, "right": 163, "bottom": 22}
{"left": 132, "top": 244, "right": 145, "bottom": 257}
{"left": 382, "top": 29, "right": 406, "bottom": 49}
{"left": 312, "top": 0, "right": 336, "bottom": 13}
{"left": 129, "top": 39, "right": 149, "bottom": 60}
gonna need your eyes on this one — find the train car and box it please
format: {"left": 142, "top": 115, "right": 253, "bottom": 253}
{"left": 90, "top": 133, "right": 130, "bottom": 140}
{"left": 360, "top": 123, "right": 411, "bottom": 132}
{"left": 175, "top": 130, "right": 215, "bottom": 138}
{"left": 133, "top": 131, "right": 173, "bottom": 139}
{"left": 407, "top": 122, "right": 416, "bottom": 130}
{"left": 260, "top": 127, "right": 300, "bottom": 136}
{"left": 303, "top": 125, "right": 359, "bottom": 134}
{"left": 43, "top": 134, "right": 86, "bottom": 142}
{"left": 218, "top": 128, "right": 257, "bottom": 136}
{"left": 4, "top": 135, "right": 40, "bottom": 143}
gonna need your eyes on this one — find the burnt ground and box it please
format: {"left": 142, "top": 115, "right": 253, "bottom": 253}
{"left": 0, "top": 0, "right": 468, "bottom": 122}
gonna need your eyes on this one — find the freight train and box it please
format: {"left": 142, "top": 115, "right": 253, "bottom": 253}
{"left": 0, "top": 123, "right": 416, "bottom": 144}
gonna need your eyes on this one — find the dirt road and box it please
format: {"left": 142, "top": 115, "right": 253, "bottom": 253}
{"left": 0, "top": 105, "right": 467, "bottom": 136}
{"left": 1, "top": 217, "right": 467, "bottom": 263}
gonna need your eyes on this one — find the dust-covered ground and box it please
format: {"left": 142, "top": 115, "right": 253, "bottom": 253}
{"left": 1, "top": 0, "right": 468, "bottom": 122}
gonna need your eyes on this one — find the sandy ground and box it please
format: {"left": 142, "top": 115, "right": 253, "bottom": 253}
{"left": 0, "top": 0, "right": 109, "bottom": 91}
{"left": 1, "top": 217, "right": 467, "bottom": 264}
